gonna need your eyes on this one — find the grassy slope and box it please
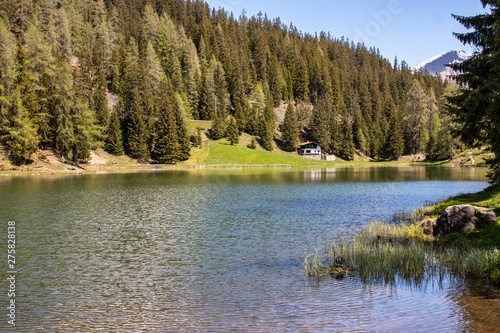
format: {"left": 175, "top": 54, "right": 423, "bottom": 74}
{"left": 181, "top": 139, "right": 453, "bottom": 167}
{"left": 193, "top": 140, "right": 343, "bottom": 166}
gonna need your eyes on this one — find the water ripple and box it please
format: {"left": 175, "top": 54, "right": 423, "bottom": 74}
{"left": 0, "top": 167, "right": 497, "bottom": 332}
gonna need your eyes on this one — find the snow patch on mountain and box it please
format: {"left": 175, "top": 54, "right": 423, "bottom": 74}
{"left": 413, "top": 50, "right": 474, "bottom": 80}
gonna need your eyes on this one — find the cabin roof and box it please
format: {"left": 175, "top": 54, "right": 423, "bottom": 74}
{"left": 298, "top": 141, "right": 323, "bottom": 148}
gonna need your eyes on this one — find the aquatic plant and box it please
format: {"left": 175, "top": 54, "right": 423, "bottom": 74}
{"left": 305, "top": 182, "right": 500, "bottom": 285}
{"left": 303, "top": 250, "right": 325, "bottom": 277}
{"left": 305, "top": 231, "right": 499, "bottom": 286}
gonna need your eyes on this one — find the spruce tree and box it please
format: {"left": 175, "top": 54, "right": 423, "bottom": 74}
{"left": 211, "top": 114, "right": 226, "bottom": 140}
{"left": 448, "top": 2, "right": 500, "bottom": 181}
{"left": 248, "top": 137, "right": 257, "bottom": 149}
{"left": 281, "top": 103, "right": 299, "bottom": 152}
{"left": 71, "top": 100, "right": 99, "bottom": 163}
{"left": 383, "top": 113, "right": 404, "bottom": 160}
{"left": 198, "top": 70, "right": 211, "bottom": 120}
{"left": 93, "top": 57, "right": 109, "bottom": 128}
{"left": 0, "top": 22, "right": 17, "bottom": 135}
{"left": 105, "top": 111, "right": 124, "bottom": 155}
{"left": 152, "top": 78, "right": 180, "bottom": 164}
{"left": 260, "top": 99, "right": 275, "bottom": 151}
{"left": 174, "top": 93, "right": 191, "bottom": 161}
{"left": 226, "top": 115, "right": 239, "bottom": 145}
{"left": 310, "top": 98, "right": 332, "bottom": 153}
{"left": 126, "top": 89, "right": 149, "bottom": 159}
{"left": 2, "top": 89, "right": 39, "bottom": 164}
{"left": 293, "top": 55, "right": 310, "bottom": 101}
{"left": 194, "top": 127, "right": 203, "bottom": 148}
{"left": 340, "top": 119, "right": 354, "bottom": 160}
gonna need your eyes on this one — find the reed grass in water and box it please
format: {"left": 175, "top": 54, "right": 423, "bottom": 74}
{"left": 305, "top": 219, "right": 500, "bottom": 285}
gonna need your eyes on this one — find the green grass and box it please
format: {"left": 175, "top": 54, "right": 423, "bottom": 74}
{"left": 448, "top": 148, "right": 494, "bottom": 167}
{"left": 194, "top": 140, "right": 455, "bottom": 167}
{"left": 201, "top": 140, "right": 341, "bottom": 166}
{"left": 431, "top": 183, "right": 500, "bottom": 248}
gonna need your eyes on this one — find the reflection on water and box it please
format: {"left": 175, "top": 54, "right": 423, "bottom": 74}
{"left": 0, "top": 166, "right": 498, "bottom": 332}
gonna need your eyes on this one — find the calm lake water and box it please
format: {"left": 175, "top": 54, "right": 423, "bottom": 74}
{"left": 1, "top": 166, "right": 499, "bottom": 332}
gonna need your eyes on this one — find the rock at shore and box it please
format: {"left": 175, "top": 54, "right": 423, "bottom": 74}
{"left": 421, "top": 205, "right": 496, "bottom": 236}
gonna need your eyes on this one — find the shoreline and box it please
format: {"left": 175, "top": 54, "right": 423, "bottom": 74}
{"left": 305, "top": 182, "right": 500, "bottom": 283}
{"left": 0, "top": 161, "right": 487, "bottom": 177}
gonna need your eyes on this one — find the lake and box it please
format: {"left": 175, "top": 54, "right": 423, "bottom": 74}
{"left": 1, "top": 166, "right": 499, "bottom": 332}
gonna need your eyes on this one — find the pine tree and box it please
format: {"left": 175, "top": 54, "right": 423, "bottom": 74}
{"left": 211, "top": 114, "right": 226, "bottom": 140}
{"left": 226, "top": 115, "right": 239, "bottom": 145}
{"left": 93, "top": 57, "right": 109, "bottom": 128}
{"left": 126, "top": 88, "right": 148, "bottom": 159}
{"left": 281, "top": 103, "right": 299, "bottom": 152}
{"left": 2, "top": 89, "right": 39, "bottom": 164}
{"left": 0, "top": 21, "right": 17, "bottom": 134}
{"left": 356, "top": 127, "right": 367, "bottom": 154}
{"left": 267, "top": 54, "right": 283, "bottom": 106}
{"left": 183, "top": 38, "right": 200, "bottom": 111}
{"left": 293, "top": 55, "right": 310, "bottom": 101}
{"left": 248, "top": 137, "right": 257, "bottom": 149}
{"left": 197, "top": 70, "right": 211, "bottom": 120}
{"left": 340, "top": 118, "right": 354, "bottom": 160}
{"left": 71, "top": 100, "right": 99, "bottom": 163}
{"left": 260, "top": 99, "right": 275, "bottom": 151}
{"left": 152, "top": 78, "right": 180, "bottom": 164}
{"left": 193, "top": 127, "right": 203, "bottom": 148}
{"left": 246, "top": 105, "right": 260, "bottom": 136}
{"left": 448, "top": 2, "right": 500, "bottom": 181}
{"left": 383, "top": 112, "right": 404, "bottom": 160}
{"left": 105, "top": 111, "right": 124, "bottom": 155}
{"left": 310, "top": 98, "right": 332, "bottom": 153}
{"left": 174, "top": 93, "right": 191, "bottom": 161}
{"left": 402, "top": 80, "right": 432, "bottom": 154}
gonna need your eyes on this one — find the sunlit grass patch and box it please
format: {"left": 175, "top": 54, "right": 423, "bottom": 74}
{"left": 203, "top": 141, "right": 340, "bottom": 166}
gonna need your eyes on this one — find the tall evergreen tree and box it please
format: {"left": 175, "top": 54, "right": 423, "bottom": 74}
{"left": 226, "top": 115, "right": 239, "bottom": 145}
{"left": 71, "top": 100, "right": 99, "bottom": 163}
{"left": 174, "top": 93, "right": 191, "bottom": 161}
{"left": 105, "top": 111, "right": 124, "bottom": 156}
{"left": 281, "top": 103, "right": 299, "bottom": 152}
{"left": 2, "top": 89, "right": 39, "bottom": 164}
{"left": 211, "top": 114, "right": 226, "bottom": 140}
{"left": 260, "top": 99, "right": 275, "bottom": 151}
{"left": 402, "top": 80, "right": 432, "bottom": 154}
{"left": 0, "top": 21, "right": 17, "bottom": 134}
{"left": 339, "top": 116, "right": 354, "bottom": 160}
{"left": 198, "top": 70, "right": 211, "bottom": 120}
{"left": 93, "top": 57, "right": 109, "bottom": 128}
{"left": 383, "top": 112, "right": 404, "bottom": 160}
{"left": 448, "top": 1, "right": 500, "bottom": 181}
{"left": 126, "top": 88, "right": 148, "bottom": 159}
{"left": 310, "top": 98, "right": 332, "bottom": 153}
{"left": 152, "top": 78, "right": 180, "bottom": 164}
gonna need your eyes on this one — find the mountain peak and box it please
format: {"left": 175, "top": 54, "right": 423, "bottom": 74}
{"left": 413, "top": 50, "right": 474, "bottom": 80}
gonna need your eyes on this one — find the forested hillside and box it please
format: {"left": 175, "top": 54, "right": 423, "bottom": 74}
{"left": 0, "top": 0, "right": 456, "bottom": 164}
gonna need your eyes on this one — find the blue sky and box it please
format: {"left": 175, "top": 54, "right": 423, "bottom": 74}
{"left": 203, "top": 0, "right": 488, "bottom": 67}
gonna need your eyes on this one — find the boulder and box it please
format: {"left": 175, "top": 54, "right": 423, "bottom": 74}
{"left": 420, "top": 217, "right": 438, "bottom": 235}
{"left": 430, "top": 205, "right": 496, "bottom": 236}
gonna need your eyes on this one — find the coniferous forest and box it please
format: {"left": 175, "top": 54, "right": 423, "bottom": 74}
{"left": 0, "top": 0, "right": 458, "bottom": 164}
